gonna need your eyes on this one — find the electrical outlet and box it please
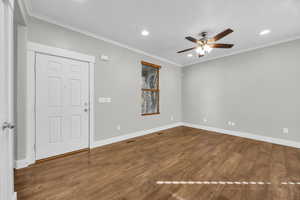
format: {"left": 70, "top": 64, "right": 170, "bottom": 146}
{"left": 228, "top": 121, "right": 236, "bottom": 126}
{"left": 283, "top": 128, "right": 289, "bottom": 134}
{"left": 170, "top": 116, "right": 174, "bottom": 121}
{"left": 98, "top": 97, "right": 112, "bottom": 103}
{"left": 117, "top": 125, "right": 121, "bottom": 131}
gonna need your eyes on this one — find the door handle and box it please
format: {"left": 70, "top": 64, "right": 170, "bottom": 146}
{"left": 84, "top": 108, "right": 89, "bottom": 112}
{"left": 2, "top": 122, "right": 15, "bottom": 130}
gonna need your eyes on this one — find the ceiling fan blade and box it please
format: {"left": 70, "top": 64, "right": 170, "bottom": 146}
{"left": 177, "top": 47, "right": 196, "bottom": 53}
{"left": 208, "top": 43, "right": 234, "bottom": 48}
{"left": 208, "top": 29, "right": 234, "bottom": 42}
{"left": 185, "top": 36, "right": 199, "bottom": 43}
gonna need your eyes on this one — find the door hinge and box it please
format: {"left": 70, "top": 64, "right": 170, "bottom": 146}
{"left": 2, "top": 122, "right": 15, "bottom": 130}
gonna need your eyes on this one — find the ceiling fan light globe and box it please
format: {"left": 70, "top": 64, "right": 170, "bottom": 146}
{"left": 196, "top": 47, "right": 205, "bottom": 55}
{"left": 204, "top": 45, "right": 213, "bottom": 53}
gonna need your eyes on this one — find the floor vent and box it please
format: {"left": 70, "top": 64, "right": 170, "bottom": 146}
{"left": 126, "top": 140, "right": 136, "bottom": 144}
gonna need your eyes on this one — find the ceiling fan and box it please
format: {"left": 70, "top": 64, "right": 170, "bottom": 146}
{"left": 177, "top": 29, "right": 234, "bottom": 57}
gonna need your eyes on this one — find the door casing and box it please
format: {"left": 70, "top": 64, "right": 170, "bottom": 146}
{"left": 26, "top": 42, "right": 96, "bottom": 165}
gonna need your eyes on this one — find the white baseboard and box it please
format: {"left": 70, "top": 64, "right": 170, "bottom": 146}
{"left": 183, "top": 122, "right": 300, "bottom": 149}
{"left": 15, "top": 158, "right": 30, "bottom": 169}
{"left": 16, "top": 122, "right": 300, "bottom": 169}
{"left": 15, "top": 122, "right": 183, "bottom": 169}
{"left": 12, "top": 192, "right": 17, "bottom": 200}
{"left": 91, "top": 122, "right": 183, "bottom": 148}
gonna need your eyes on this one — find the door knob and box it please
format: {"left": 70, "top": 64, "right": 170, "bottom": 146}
{"left": 84, "top": 108, "right": 89, "bottom": 112}
{"left": 2, "top": 122, "right": 15, "bottom": 130}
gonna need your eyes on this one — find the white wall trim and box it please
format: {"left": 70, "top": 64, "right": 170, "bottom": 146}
{"left": 183, "top": 122, "right": 300, "bottom": 149}
{"left": 14, "top": 158, "right": 30, "bottom": 169}
{"left": 26, "top": 50, "right": 35, "bottom": 165}
{"left": 5, "top": 0, "right": 14, "bottom": 10}
{"left": 12, "top": 192, "right": 17, "bottom": 200}
{"left": 91, "top": 122, "right": 183, "bottom": 148}
{"left": 19, "top": 121, "right": 300, "bottom": 168}
{"left": 16, "top": 122, "right": 183, "bottom": 169}
{"left": 16, "top": 0, "right": 29, "bottom": 25}
{"left": 26, "top": 43, "right": 96, "bottom": 166}
{"left": 28, "top": 42, "right": 96, "bottom": 63}
{"left": 22, "top": 6, "right": 182, "bottom": 67}
{"left": 23, "top": 0, "right": 32, "bottom": 16}
{"left": 23, "top": 0, "right": 300, "bottom": 68}
{"left": 89, "top": 62, "right": 95, "bottom": 148}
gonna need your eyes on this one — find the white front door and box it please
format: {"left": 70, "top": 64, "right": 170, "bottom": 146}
{"left": 36, "top": 53, "right": 90, "bottom": 160}
{"left": 0, "top": 0, "right": 15, "bottom": 200}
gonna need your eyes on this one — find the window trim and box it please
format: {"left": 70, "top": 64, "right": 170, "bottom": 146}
{"left": 141, "top": 61, "right": 161, "bottom": 116}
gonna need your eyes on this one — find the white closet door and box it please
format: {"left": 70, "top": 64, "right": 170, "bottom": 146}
{"left": 36, "top": 53, "right": 90, "bottom": 160}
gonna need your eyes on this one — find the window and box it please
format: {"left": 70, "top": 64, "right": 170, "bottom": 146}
{"left": 141, "top": 61, "right": 161, "bottom": 116}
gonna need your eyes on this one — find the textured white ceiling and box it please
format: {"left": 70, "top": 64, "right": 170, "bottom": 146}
{"left": 27, "top": 0, "right": 300, "bottom": 66}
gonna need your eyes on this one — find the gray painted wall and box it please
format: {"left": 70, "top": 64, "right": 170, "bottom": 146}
{"left": 14, "top": 0, "right": 28, "bottom": 160}
{"left": 15, "top": 25, "right": 27, "bottom": 160}
{"left": 183, "top": 39, "right": 300, "bottom": 142}
{"left": 16, "top": 17, "right": 182, "bottom": 160}
{"left": 17, "top": 17, "right": 300, "bottom": 160}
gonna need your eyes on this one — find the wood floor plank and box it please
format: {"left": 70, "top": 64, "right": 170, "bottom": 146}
{"left": 268, "top": 145, "right": 289, "bottom": 200}
{"left": 15, "top": 126, "right": 300, "bottom": 200}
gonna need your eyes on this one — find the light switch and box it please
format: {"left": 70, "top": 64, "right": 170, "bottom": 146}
{"left": 98, "top": 97, "right": 105, "bottom": 103}
{"left": 283, "top": 128, "right": 289, "bottom": 134}
{"left": 100, "top": 55, "right": 109, "bottom": 61}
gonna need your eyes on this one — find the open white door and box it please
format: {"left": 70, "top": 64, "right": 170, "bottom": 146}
{"left": 0, "top": 0, "right": 16, "bottom": 200}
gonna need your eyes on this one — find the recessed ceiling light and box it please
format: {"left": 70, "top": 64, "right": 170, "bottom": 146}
{"left": 187, "top": 54, "right": 193, "bottom": 58}
{"left": 141, "top": 30, "right": 150, "bottom": 36}
{"left": 260, "top": 29, "right": 271, "bottom": 36}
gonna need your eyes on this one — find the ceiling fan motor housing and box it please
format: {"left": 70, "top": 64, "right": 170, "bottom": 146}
{"left": 200, "top": 32, "right": 208, "bottom": 39}
{"left": 177, "top": 29, "right": 234, "bottom": 56}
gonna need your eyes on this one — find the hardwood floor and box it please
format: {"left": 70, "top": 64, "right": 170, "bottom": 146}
{"left": 15, "top": 126, "right": 300, "bottom": 200}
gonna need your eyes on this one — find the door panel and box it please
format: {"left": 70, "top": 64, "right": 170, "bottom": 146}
{"left": 70, "top": 79, "right": 81, "bottom": 106}
{"left": 36, "top": 54, "right": 89, "bottom": 160}
{"left": 71, "top": 115, "right": 81, "bottom": 139}
{"left": 49, "top": 116, "right": 62, "bottom": 143}
{"left": 48, "top": 76, "right": 63, "bottom": 106}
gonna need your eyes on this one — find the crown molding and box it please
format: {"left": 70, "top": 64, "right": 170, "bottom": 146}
{"left": 184, "top": 35, "right": 300, "bottom": 67}
{"left": 22, "top": 0, "right": 182, "bottom": 67}
{"left": 22, "top": 0, "right": 32, "bottom": 15}
{"left": 22, "top": 0, "right": 300, "bottom": 68}
{"left": 5, "top": 0, "right": 14, "bottom": 10}
{"left": 16, "top": 0, "right": 29, "bottom": 25}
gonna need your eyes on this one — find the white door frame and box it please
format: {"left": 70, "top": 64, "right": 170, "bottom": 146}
{"left": 27, "top": 42, "right": 96, "bottom": 165}
{"left": 1, "top": 0, "right": 16, "bottom": 199}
